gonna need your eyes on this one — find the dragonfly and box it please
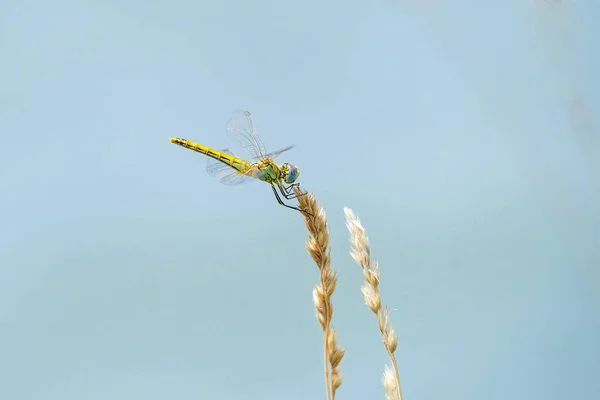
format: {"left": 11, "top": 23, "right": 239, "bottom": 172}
{"left": 170, "top": 110, "right": 309, "bottom": 215}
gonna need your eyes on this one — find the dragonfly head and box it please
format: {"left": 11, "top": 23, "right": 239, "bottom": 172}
{"left": 281, "top": 163, "right": 300, "bottom": 184}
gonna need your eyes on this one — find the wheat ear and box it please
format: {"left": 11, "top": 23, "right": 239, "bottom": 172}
{"left": 344, "top": 207, "right": 403, "bottom": 400}
{"left": 295, "top": 187, "right": 345, "bottom": 400}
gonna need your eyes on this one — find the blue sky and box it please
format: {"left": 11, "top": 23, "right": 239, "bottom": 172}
{"left": 1, "top": 0, "right": 598, "bottom": 399}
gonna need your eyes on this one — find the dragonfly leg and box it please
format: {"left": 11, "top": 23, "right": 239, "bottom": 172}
{"left": 282, "top": 183, "right": 307, "bottom": 199}
{"left": 278, "top": 183, "right": 299, "bottom": 199}
{"left": 271, "top": 184, "right": 313, "bottom": 216}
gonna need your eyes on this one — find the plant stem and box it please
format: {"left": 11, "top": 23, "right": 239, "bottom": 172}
{"left": 324, "top": 324, "right": 332, "bottom": 400}
{"left": 387, "top": 347, "right": 403, "bottom": 400}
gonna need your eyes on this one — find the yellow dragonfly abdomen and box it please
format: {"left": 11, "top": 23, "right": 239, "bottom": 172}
{"left": 169, "top": 137, "right": 250, "bottom": 174}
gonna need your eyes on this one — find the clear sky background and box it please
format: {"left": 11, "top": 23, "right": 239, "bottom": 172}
{"left": 1, "top": 0, "right": 599, "bottom": 399}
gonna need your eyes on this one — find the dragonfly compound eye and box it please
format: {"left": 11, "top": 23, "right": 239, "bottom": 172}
{"left": 284, "top": 164, "right": 300, "bottom": 184}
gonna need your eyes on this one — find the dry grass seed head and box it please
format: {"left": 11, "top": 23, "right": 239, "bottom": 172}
{"left": 343, "top": 206, "right": 403, "bottom": 400}
{"left": 296, "top": 188, "right": 345, "bottom": 399}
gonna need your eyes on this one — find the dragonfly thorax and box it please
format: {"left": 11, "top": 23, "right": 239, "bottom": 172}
{"left": 251, "top": 159, "right": 279, "bottom": 183}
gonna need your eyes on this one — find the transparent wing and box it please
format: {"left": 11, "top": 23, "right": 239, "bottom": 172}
{"left": 205, "top": 149, "right": 254, "bottom": 186}
{"left": 226, "top": 110, "right": 267, "bottom": 160}
{"left": 262, "top": 145, "right": 295, "bottom": 160}
{"left": 219, "top": 172, "right": 254, "bottom": 186}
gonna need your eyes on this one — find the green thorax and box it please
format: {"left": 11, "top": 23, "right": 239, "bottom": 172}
{"left": 255, "top": 159, "right": 281, "bottom": 183}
